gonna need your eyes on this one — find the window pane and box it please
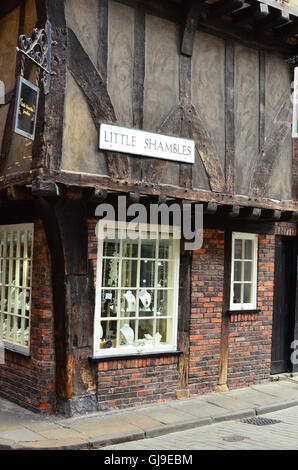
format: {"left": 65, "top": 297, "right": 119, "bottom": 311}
{"left": 244, "top": 283, "right": 252, "bottom": 303}
{"left": 158, "top": 238, "right": 173, "bottom": 259}
{"left": 156, "top": 318, "right": 171, "bottom": 345}
{"left": 233, "top": 283, "right": 241, "bottom": 304}
{"left": 140, "top": 260, "right": 155, "bottom": 288}
{"left": 139, "top": 289, "right": 154, "bottom": 316}
{"left": 120, "top": 320, "right": 135, "bottom": 346}
{"left": 23, "top": 319, "right": 29, "bottom": 346}
{"left": 121, "top": 259, "right": 137, "bottom": 288}
{"left": 103, "top": 238, "right": 120, "bottom": 257}
{"left": 138, "top": 318, "right": 154, "bottom": 342}
{"left": 122, "top": 239, "right": 138, "bottom": 258}
{"left": 244, "top": 240, "right": 253, "bottom": 259}
{"left": 120, "top": 290, "right": 137, "bottom": 316}
{"left": 234, "top": 261, "right": 241, "bottom": 282}
{"left": 102, "top": 258, "right": 119, "bottom": 287}
{"left": 99, "top": 320, "right": 117, "bottom": 349}
{"left": 101, "top": 290, "right": 118, "bottom": 317}
{"left": 234, "top": 239, "right": 242, "bottom": 259}
{"left": 141, "top": 239, "right": 156, "bottom": 258}
{"left": 244, "top": 261, "right": 252, "bottom": 282}
{"left": 157, "top": 261, "right": 172, "bottom": 288}
{"left": 157, "top": 290, "right": 173, "bottom": 316}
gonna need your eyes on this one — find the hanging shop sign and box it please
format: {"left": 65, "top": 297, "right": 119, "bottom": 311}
{"left": 13, "top": 76, "right": 39, "bottom": 141}
{"left": 99, "top": 123, "right": 195, "bottom": 164}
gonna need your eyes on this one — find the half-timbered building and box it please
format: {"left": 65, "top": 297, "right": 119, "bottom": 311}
{"left": 0, "top": 0, "right": 297, "bottom": 415}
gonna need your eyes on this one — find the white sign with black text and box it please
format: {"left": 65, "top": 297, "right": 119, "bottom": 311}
{"left": 99, "top": 123, "right": 195, "bottom": 164}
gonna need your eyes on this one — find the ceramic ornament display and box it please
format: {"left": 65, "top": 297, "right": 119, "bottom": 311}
{"left": 120, "top": 323, "right": 134, "bottom": 345}
{"left": 123, "top": 290, "right": 136, "bottom": 312}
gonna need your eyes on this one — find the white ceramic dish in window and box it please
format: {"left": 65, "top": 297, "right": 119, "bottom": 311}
{"left": 120, "top": 324, "right": 134, "bottom": 345}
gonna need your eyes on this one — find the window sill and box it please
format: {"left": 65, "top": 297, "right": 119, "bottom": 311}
{"left": 227, "top": 309, "right": 261, "bottom": 315}
{"left": 2, "top": 341, "right": 30, "bottom": 357}
{"left": 89, "top": 349, "right": 183, "bottom": 362}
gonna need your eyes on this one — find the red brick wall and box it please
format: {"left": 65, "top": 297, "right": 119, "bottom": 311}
{"left": 97, "top": 356, "right": 180, "bottom": 410}
{"left": 0, "top": 219, "right": 56, "bottom": 413}
{"left": 189, "top": 230, "right": 274, "bottom": 396}
{"left": 227, "top": 234, "right": 275, "bottom": 389}
{"left": 188, "top": 229, "right": 225, "bottom": 395}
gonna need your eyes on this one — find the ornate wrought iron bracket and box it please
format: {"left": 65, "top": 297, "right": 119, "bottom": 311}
{"left": 16, "top": 20, "right": 56, "bottom": 94}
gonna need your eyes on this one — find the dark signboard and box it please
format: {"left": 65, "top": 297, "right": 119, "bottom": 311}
{"left": 13, "top": 76, "right": 39, "bottom": 141}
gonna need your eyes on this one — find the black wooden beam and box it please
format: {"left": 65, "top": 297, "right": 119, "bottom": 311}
{"left": 254, "top": 8, "right": 290, "bottom": 33}
{"left": 225, "top": 40, "right": 235, "bottom": 194}
{"left": 261, "top": 209, "right": 282, "bottom": 221}
{"left": 177, "top": 251, "right": 191, "bottom": 391}
{"left": 239, "top": 207, "right": 262, "bottom": 219}
{"left": 204, "top": 0, "right": 245, "bottom": 19}
{"left": 132, "top": 6, "right": 145, "bottom": 181}
{"left": 98, "top": 0, "right": 108, "bottom": 85}
{"left": 181, "top": 0, "right": 203, "bottom": 57}
{"left": 274, "top": 17, "right": 298, "bottom": 40}
{"left": 218, "top": 205, "right": 240, "bottom": 218}
{"left": 259, "top": 50, "right": 265, "bottom": 153}
{"left": 232, "top": 2, "right": 269, "bottom": 25}
{"left": 280, "top": 211, "right": 298, "bottom": 221}
{"left": 32, "top": 0, "right": 67, "bottom": 171}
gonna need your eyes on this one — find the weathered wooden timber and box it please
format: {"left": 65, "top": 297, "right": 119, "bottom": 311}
{"left": 181, "top": 0, "right": 203, "bottom": 57}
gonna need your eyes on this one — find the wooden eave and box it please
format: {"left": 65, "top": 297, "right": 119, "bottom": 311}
{"left": 1, "top": 169, "right": 298, "bottom": 219}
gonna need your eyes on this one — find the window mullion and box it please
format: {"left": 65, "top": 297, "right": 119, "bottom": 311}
{"left": 116, "top": 235, "right": 123, "bottom": 348}
{"left": 153, "top": 236, "right": 158, "bottom": 338}
{"left": 135, "top": 235, "right": 141, "bottom": 342}
{"left": 7, "top": 232, "right": 14, "bottom": 342}
{"left": 14, "top": 232, "right": 20, "bottom": 344}
{"left": 0, "top": 232, "right": 7, "bottom": 340}
{"left": 240, "top": 239, "right": 245, "bottom": 304}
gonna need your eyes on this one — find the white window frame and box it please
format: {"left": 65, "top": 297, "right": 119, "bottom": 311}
{"left": 93, "top": 221, "right": 180, "bottom": 357}
{"left": 0, "top": 223, "right": 33, "bottom": 356}
{"left": 230, "top": 232, "right": 258, "bottom": 311}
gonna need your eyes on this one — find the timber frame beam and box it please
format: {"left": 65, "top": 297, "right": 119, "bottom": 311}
{"left": 0, "top": 168, "right": 298, "bottom": 214}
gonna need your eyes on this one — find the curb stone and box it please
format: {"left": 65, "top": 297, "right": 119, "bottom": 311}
{"left": 145, "top": 417, "right": 213, "bottom": 439}
{"left": 255, "top": 399, "right": 298, "bottom": 416}
{"left": 212, "top": 409, "right": 256, "bottom": 423}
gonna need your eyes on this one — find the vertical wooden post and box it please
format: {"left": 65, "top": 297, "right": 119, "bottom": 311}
{"left": 98, "top": 0, "right": 108, "bottom": 85}
{"left": 132, "top": 6, "right": 145, "bottom": 181}
{"left": 259, "top": 50, "right": 266, "bottom": 154}
{"left": 225, "top": 40, "right": 235, "bottom": 194}
{"left": 176, "top": 248, "right": 192, "bottom": 398}
{"left": 216, "top": 229, "right": 232, "bottom": 392}
{"left": 37, "top": 197, "right": 96, "bottom": 415}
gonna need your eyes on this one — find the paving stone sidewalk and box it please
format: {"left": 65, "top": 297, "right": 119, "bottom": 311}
{"left": 1, "top": 376, "right": 298, "bottom": 450}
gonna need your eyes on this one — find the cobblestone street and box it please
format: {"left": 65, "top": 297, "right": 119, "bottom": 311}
{"left": 102, "top": 405, "right": 298, "bottom": 450}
